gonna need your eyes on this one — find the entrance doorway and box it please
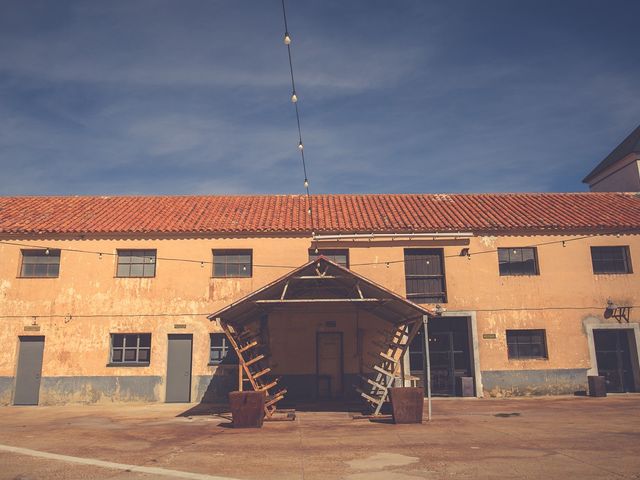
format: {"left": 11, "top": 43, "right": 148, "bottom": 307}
{"left": 166, "top": 334, "right": 193, "bottom": 402}
{"left": 410, "top": 317, "right": 474, "bottom": 396}
{"left": 316, "top": 332, "right": 343, "bottom": 399}
{"left": 14, "top": 336, "right": 45, "bottom": 405}
{"left": 594, "top": 329, "right": 637, "bottom": 393}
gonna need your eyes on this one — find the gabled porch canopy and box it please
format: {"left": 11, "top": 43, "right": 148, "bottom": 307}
{"left": 208, "top": 256, "right": 432, "bottom": 326}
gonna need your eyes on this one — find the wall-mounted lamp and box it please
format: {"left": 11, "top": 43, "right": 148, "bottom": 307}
{"left": 604, "top": 299, "right": 631, "bottom": 323}
{"left": 434, "top": 304, "right": 446, "bottom": 316}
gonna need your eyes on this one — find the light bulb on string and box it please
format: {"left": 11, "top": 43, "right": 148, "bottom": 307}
{"left": 304, "top": 178, "right": 309, "bottom": 188}
{"left": 298, "top": 141, "right": 304, "bottom": 150}
{"left": 291, "top": 92, "right": 298, "bottom": 103}
{"left": 307, "top": 207, "right": 312, "bottom": 215}
{"left": 284, "top": 32, "right": 291, "bottom": 45}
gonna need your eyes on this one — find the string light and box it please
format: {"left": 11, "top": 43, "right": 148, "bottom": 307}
{"left": 281, "top": 0, "right": 316, "bottom": 239}
{"left": 0, "top": 229, "right": 633, "bottom": 272}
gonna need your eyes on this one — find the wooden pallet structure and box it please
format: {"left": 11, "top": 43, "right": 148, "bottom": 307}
{"left": 221, "top": 321, "right": 294, "bottom": 420}
{"left": 355, "top": 320, "right": 422, "bottom": 416}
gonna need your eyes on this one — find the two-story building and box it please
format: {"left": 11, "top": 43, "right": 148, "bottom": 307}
{"left": 0, "top": 192, "right": 639, "bottom": 406}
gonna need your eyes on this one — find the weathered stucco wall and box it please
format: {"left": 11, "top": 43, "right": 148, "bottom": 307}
{"left": 0, "top": 232, "right": 638, "bottom": 403}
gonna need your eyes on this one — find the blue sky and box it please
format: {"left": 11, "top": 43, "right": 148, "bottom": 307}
{"left": 1, "top": 0, "right": 639, "bottom": 195}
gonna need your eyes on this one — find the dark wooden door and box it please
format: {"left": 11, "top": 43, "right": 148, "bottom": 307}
{"left": 316, "top": 332, "right": 343, "bottom": 399}
{"left": 594, "top": 329, "right": 635, "bottom": 393}
{"left": 166, "top": 334, "right": 193, "bottom": 402}
{"left": 14, "top": 336, "right": 45, "bottom": 405}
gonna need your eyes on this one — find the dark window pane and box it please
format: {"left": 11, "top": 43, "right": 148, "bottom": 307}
{"left": 129, "top": 264, "right": 144, "bottom": 277}
{"left": 110, "top": 333, "right": 151, "bottom": 364}
{"left": 404, "top": 249, "right": 446, "bottom": 303}
{"left": 142, "top": 264, "right": 155, "bottom": 277}
{"left": 212, "top": 250, "right": 253, "bottom": 278}
{"left": 116, "top": 264, "right": 130, "bottom": 277}
{"left": 48, "top": 264, "right": 60, "bottom": 277}
{"left": 506, "top": 329, "right": 547, "bottom": 359}
{"left": 138, "top": 349, "right": 150, "bottom": 362}
{"left": 34, "top": 264, "right": 47, "bottom": 277}
{"left": 591, "top": 246, "right": 632, "bottom": 274}
{"left": 498, "top": 248, "right": 538, "bottom": 276}
{"left": 20, "top": 249, "right": 61, "bottom": 278}
{"left": 117, "top": 250, "right": 157, "bottom": 277}
{"left": 409, "top": 353, "right": 424, "bottom": 371}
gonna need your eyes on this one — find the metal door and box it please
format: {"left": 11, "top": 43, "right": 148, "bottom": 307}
{"left": 166, "top": 334, "right": 193, "bottom": 403}
{"left": 316, "top": 332, "right": 343, "bottom": 399}
{"left": 14, "top": 336, "right": 45, "bottom": 405}
{"left": 594, "top": 329, "right": 635, "bottom": 393}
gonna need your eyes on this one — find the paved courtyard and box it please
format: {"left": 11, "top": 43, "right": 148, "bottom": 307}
{"left": 0, "top": 395, "right": 639, "bottom": 480}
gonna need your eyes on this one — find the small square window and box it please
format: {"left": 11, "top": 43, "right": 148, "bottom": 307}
{"left": 209, "top": 333, "right": 237, "bottom": 365}
{"left": 591, "top": 246, "right": 632, "bottom": 274}
{"left": 110, "top": 333, "right": 151, "bottom": 365}
{"left": 308, "top": 249, "right": 349, "bottom": 268}
{"left": 20, "top": 249, "right": 61, "bottom": 278}
{"left": 212, "top": 250, "right": 252, "bottom": 278}
{"left": 116, "top": 250, "right": 156, "bottom": 278}
{"left": 506, "top": 329, "right": 547, "bottom": 360}
{"left": 498, "top": 248, "right": 539, "bottom": 276}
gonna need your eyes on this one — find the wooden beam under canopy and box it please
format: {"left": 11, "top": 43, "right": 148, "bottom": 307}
{"left": 254, "top": 298, "right": 387, "bottom": 304}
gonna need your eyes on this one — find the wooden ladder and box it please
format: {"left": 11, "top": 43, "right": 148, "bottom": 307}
{"left": 221, "top": 322, "right": 287, "bottom": 419}
{"left": 356, "top": 320, "right": 422, "bottom": 415}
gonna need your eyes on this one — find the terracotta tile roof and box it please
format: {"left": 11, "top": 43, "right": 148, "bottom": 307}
{"left": 0, "top": 193, "right": 639, "bottom": 235}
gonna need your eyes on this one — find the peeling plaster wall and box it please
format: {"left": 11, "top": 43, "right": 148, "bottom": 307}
{"left": 0, "top": 233, "right": 639, "bottom": 403}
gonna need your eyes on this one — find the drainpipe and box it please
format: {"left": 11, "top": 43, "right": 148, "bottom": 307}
{"left": 312, "top": 232, "right": 474, "bottom": 241}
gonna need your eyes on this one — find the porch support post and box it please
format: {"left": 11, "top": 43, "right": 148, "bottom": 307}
{"left": 422, "top": 314, "right": 432, "bottom": 421}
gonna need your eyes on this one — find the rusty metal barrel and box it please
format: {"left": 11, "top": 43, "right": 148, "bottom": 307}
{"left": 389, "top": 387, "right": 424, "bottom": 424}
{"left": 229, "top": 391, "right": 265, "bottom": 428}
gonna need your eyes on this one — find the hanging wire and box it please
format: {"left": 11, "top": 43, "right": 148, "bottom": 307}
{"left": 0, "top": 229, "right": 634, "bottom": 271}
{"left": 281, "top": 0, "right": 316, "bottom": 241}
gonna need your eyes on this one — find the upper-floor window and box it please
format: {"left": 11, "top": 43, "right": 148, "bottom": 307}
{"left": 591, "top": 246, "right": 632, "bottom": 274}
{"left": 498, "top": 247, "right": 539, "bottom": 276}
{"left": 308, "top": 249, "right": 349, "bottom": 268}
{"left": 209, "top": 333, "right": 237, "bottom": 365}
{"left": 116, "top": 249, "right": 156, "bottom": 278}
{"left": 110, "top": 333, "right": 151, "bottom": 365}
{"left": 20, "top": 249, "right": 61, "bottom": 278}
{"left": 213, "top": 249, "right": 252, "bottom": 278}
{"left": 506, "top": 329, "right": 548, "bottom": 360}
{"left": 404, "top": 249, "right": 447, "bottom": 304}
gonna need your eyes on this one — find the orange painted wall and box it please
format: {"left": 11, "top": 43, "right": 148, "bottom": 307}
{"left": 0, "top": 232, "right": 638, "bottom": 400}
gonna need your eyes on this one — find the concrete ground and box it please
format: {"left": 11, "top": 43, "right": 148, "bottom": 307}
{"left": 0, "top": 395, "right": 639, "bottom": 480}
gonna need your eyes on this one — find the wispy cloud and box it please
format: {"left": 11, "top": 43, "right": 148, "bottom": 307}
{"left": 0, "top": 0, "right": 639, "bottom": 195}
